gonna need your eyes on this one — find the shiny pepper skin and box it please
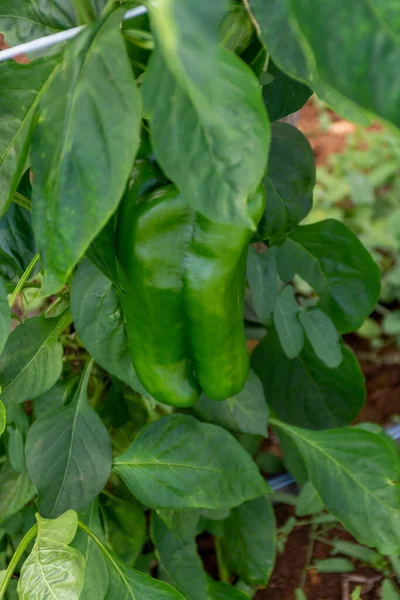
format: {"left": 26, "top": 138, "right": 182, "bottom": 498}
{"left": 116, "top": 162, "right": 266, "bottom": 407}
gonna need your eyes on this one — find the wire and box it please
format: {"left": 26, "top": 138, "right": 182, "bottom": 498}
{"left": 0, "top": 5, "right": 148, "bottom": 63}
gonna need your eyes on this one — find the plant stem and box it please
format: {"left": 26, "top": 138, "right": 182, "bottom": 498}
{"left": 299, "top": 522, "right": 317, "bottom": 590}
{"left": 12, "top": 192, "right": 32, "bottom": 211}
{"left": 0, "top": 524, "right": 37, "bottom": 599}
{"left": 8, "top": 253, "right": 40, "bottom": 309}
{"left": 73, "top": 0, "right": 95, "bottom": 24}
{"left": 215, "top": 537, "right": 230, "bottom": 583}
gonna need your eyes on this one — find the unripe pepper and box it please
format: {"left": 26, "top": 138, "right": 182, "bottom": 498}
{"left": 116, "top": 162, "right": 265, "bottom": 406}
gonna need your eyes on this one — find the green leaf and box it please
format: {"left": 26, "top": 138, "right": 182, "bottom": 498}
{"left": 262, "top": 60, "right": 312, "bottom": 122}
{"left": 105, "top": 499, "right": 146, "bottom": 566}
{"left": 220, "top": 496, "right": 276, "bottom": 587}
{"left": 314, "top": 558, "right": 354, "bottom": 574}
{"left": 294, "top": 590, "right": 308, "bottom": 600}
{"left": 382, "top": 579, "right": 400, "bottom": 600}
{"left": 298, "top": 309, "right": 342, "bottom": 368}
{"left": 86, "top": 217, "right": 120, "bottom": 289}
{"left": 259, "top": 122, "right": 315, "bottom": 245}
{"left": 0, "top": 313, "right": 68, "bottom": 405}
{"left": 0, "top": 461, "right": 35, "bottom": 525}
{"left": 72, "top": 500, "right": 109, "bottom": 600}
{"left": 0, "top": 57, "right": 60, "bottom": 214}
{"left": 383, "top": 311, "right": 400, "bottom": 336}
{"left": 252, "top": 327, "right": 365, "bottom": 429}
{"left": 328, "top": 539, "right": 382, "bottom": 566}
{"left": 0, "top": 400, "right": 5, "bottom": 436}
{"left": 7, "top": 427, "right": 25, "bottom": 472}
{"left": 25, "top": 359, "right": 112, "bottom": 517}
{"left": 143, "top": 46, "right": 269, "bottom": 228}
{"left": 246, "top": 247, "right": 278, "bottom": 322}
{"left": 34, "top": 376, "right": 78, "bottom": 419}
{"left": 0, "top": 204, "right": 38, "bottom": 283}
{"left": 291, "top": 0, "right": 400, "bottom": 127}
{"left": 273, "top": 286, "right": 304, "bottom": 358}
{"left": 194, "top": 369, "right": 268, "bottom": 436}
{"left": 151, "top": 512, "right": 208, "bottom": 600}
{"left": 70, "top": 259, "right": 148, "bottom": 396}
{"left": 0, "top": 279, "right": 10, "bottom": 356}
{"left": 207, "top": 579, "right": 250, "bottom": 600}
{"left": 247, "top": 0, "right": 371, "bottom": 125}
{"left": 295, "top": 482, "right": 323, "bottom": 517}
{"left": 271, "top": 419, "right": 400, "bottom": 554}
{"left": 18, "top": 510, "right": 85, "bottom": 600}
{"left": 278, "top": 219, "right": 381, "bottom": 333}
{"left": 32, "top": 7, "right": 142, "bottom": 294}
{"left": 114, "top": 415, "right": 266, "bottom": 510}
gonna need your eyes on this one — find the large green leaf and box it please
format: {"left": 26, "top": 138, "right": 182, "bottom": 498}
{"left": 252, "top": 327, "right": 365, "bottom": 430}
{"left": 258, "top": 122, "right": 315, "bottom": 245}
{"left": 246, "top": 247, "right": 278, "bottom": 323}
{"left": 143, "top": 46, "right": 269, "bottom": 228}
{"left": 86, "top": 217, "right": 120, "bottom": 289}
{"left": 291, "top": 0, "right": 400, "bottom": 127}
{"left": 273, "top": 285, "right": 304, "bottom": 359}
{"left": 277, "top": 220, "right": 381, "bottom": 333}
{"left": 70, "top": 259, "right": 148, "bottom": 396}
{"left": 0, "top": 203, "right": 38, "bottom": 283}
{"left": 262, "top": 60, "right": 312, "bottom": 122}
{"left": 0, "top": 57, "right": 59, "bottom": 215}
{"left": 105, "top": 499, "right": 146, "bottom": 566}
{"left": 25, "top": 360, "right": 112, "bottom": 517}
{"left": 272, "top": 419, "right": 400, "bottom": 554}
{"left": 72, "top": 501, "right": 109, "bottom": 600}
{"left": 194, "top": 369, "right": 268, "bottom": 436}
{"left": 246, "top": 0, "right": 371, "bottom": 124}
{"left": 18, "top": 510, "right": 85, "bottom": 600}
{"left": 114, "top": 415, "right": 266, "bottom": 510}
{"left": 0, "top": 461, "right": 35, "bottom": 525}
{"left": 31, "top": 7, "right": 141, "bottom": 294}
{"left": 0, "top": 313, "right": 68, "bottom": 405}
{"left": 0, "top": 278, "right": 10, "bottom": 355}
{"left": 34, "top": 376, "right": 78, "bottom": 419}
{"left": 220, "top": 496, "right": 276, "bottom": 587}
{"left": 151, "top": 512, "right": 208, "bottom": 600}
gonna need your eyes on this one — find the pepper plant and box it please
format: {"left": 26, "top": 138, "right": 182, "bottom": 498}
{"left": 0, "top": 1, "right": 398, "bottom": 598}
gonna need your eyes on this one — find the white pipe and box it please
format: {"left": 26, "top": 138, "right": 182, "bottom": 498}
{"left": 0, "top": 5, "right": 148, "bottom": 63}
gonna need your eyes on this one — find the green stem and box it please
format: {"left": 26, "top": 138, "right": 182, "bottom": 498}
{"left": 215, "top": 537, "right": 230, "bottom": 584}
{"left": 8, "top": 253, "right": 40, "bottom": 309}
{"left": 73, "top": 0, "right": 95, "bottom": 24}
{"left": 0, "top": 524, "right": 37, "bottom": 599}
{"left": 299, "top": 522, "right": 317, "bottom": 589}
{"left": 12, "top": 192, "right": 32, "bottom": 211}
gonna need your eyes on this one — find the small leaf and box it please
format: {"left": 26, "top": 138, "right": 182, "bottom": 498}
{"left": 105, "top": 499, "right": 146, "bottom": 566}
{"left": 7, "top": 427, "right": 25, "bottom": 472}
{"left": 258, "top": 123, "right": 315, "bottom": 244}
{"left": 34, "top": 377, "right": 78, "bottom": 419}
{"left": 18, "top": 510, "right": 85, "bottom": 600}
{"left": 273, "top": 286, "right": 304, "bottom": 358}
{"left": 314, "top": 558, "right": 354, "bottom": 574}
{"left": 298, "top": 309, "right": 342, "bottom": 368}
{"left": 0, "top": 313, "right": 68, "bottom": 405}
{"left": 26, "top": 360, "right": 112, "bottom": 517}
{"left": 328, "top": 539, "right": 382, "bottom": 566}
{"left": 295, "top": 590, "right": 308, "bottom": 600}
{"left": 151, "top": 512, "right": 208, "bottom": 600}
{"left": 86, "top": 217, "right": 120, "bottom": 289}
{"left": 32, "top": 6, "right": 142, "bottom": 294}
{"left": 262, "top": 60, "right": 312, "bottom": 122}
{"left": 0, "top": 57, "right": 60, "bottom": 214}
{"left": 114, "top": 415, "right": 266, "bottom": 510}
{"left": 382, "top": 579, "right": 400, "bottom": 600}
{"left": 220, "top": 496, "right": 276, "bottom": 587}
{"left": 246, "top": 247, "right": 278, "bottom": 322}
{"left": 278, "top": 220, "right": 381, "bottom": 333}
{"left": 0, "top": 203, "right": 38, "bottom": 283}
{"left": 0, "top": 461, "right": 35, "bottom": 525}
{"left": 272, "top": 419, "right": 400, "bottom": 554}
{"left": 0, "top": 278, "right": 10, "bottom": 355}
{"left": 252, "top": 325, "right": 365, "bottom": 430}
{"left": 194, "top": 369, "right": 268, "bottom": 435}
{"left": 207, "top": 579, "right": 249, "bottom": 600}
{"left": 72, "top": 500, "right": 109, "bottom": 600}
{"left": 383, "top": 311, "right": 400, "bottom": 336}
{"left": 70, "top": 259, "right": 148, "bottom": 396}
